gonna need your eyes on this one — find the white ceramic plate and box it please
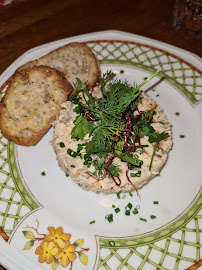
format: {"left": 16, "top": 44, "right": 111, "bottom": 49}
{"left": 0, "top": 31, "right": 201, "bottom": 270}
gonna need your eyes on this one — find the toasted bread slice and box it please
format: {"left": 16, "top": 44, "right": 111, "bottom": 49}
{"left": 0, "top": 66, "right": 73, "bottom": 146}
{"left": 17, "top": 42, "right": 100, "bottom": 89}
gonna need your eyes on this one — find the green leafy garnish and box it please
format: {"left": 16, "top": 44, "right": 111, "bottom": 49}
{"left": 71, "top": 115, "right": 93, "bottom": 140}
{"left": 148, "top": 132, "right": 168, "bottom": 143}
{"left": 69, "top": 70, "right": 168, "bottom": 186}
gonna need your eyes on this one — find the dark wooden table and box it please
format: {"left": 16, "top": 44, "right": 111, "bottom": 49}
{"left": 0, "top": 0, "right": 201, "bottom": 269}
{"left": 0, "top": 0, "right": 201, "bottom": 78}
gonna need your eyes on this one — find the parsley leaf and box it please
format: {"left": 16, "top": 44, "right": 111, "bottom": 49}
{"left": 71, "top": 115, "right": 93, "bottom": 140}
{"left": 139, "top": 124, "right": 155, "bottom": 136}
{"left": 148, "top": 132, "right": 168, "bottom": 143}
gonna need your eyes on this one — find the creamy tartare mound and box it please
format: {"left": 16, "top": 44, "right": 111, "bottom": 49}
{"left": 53, "top": 88, "right": 172, "bottom": 194}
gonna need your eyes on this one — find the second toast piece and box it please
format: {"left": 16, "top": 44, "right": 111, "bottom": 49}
{"left": 0, "top": 66, "right": 73, "bottom": 146}
{"left": 17, "top": 42, "right": 100, "bottom": 89}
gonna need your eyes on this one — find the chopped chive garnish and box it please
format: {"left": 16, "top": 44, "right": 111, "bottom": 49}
{"left": 105, "top": 214, "right": 113, "bottom": 223}
{"left": 41, "top": 172, "right": 46, "bottom": 176}
{"left": 66, "top": 173, "right": 69, "bottom": 177}
{"left": 153, "top": 201, "right": 159, "bottom": 204}
{"left": 140, "top": 218, "right": 147, "bottom": 222}
{"left": 135, "top": 145, "right": 149, "bottom": 148}
{"left": 149, "top": 141, "right": 158, "bottom": 170}
{"left": 150, "top": 215, "right": 156, "bottom": 219}
{"left": 130, "top": 170, "right": 141, "bottom": 177}
{"left": 115, "top": 207, "right": 120, "bottom": 213}
{"left": 133, "top": 208, "right": 139, "bottom": 215}
{"left": 89, "top": 220, "right": 95, "bottom": 224}
{"left": 156, "top": 94, "right": 160, "bottom": 97}
{"left": 77, "top": 144, "right": 83, "bottom": 152}
{"left": 129, "top": 192, "right": 133, "bottom": 197}
{"left": 112, "top": 204, "right": 115, "bottom": 208}
{"left": 126, "top": 203, "right": 132, "bottom": 210}
{"left": 67, "top": 149, "right": 77, "bottom": 158}
{"left": 180, "top": 135, "right": 185, "bottom": 138}
{"left": 175, "top": 112, "right": 180, "bottom": 116}
{"left": 117, "top": 193, "right": 121, "bottom": 199}
{"left": 59, "top": 142, "right": 65, "bottom": 148}
{"left": 143, "top": 77, "right": 148, "bottom": 80}
{"left": 122, "top": 195, "right": 126, "bottom": 199}
{"left": 120, "top": 70, "right": 124, "bottom": 74}
{"left": 71, "top": 165, "right": 75, "bottom": 168}
{"left": 125, "top": 210, "right": 130, "bottom": 216}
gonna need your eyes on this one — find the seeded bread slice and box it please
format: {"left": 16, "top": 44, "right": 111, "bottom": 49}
{"left": 17, "top": 42, "right": 100, "bottom": 89}
{"left": 0, "top": 66, "right": 73, "bottom": 146}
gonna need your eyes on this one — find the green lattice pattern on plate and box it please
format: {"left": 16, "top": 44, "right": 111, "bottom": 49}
{"left": 0, "top": 137, "right": 39, "bottom": 236}
{"left": 97, "top": 194, "right": 202, "bottom": 270}
{"left": 88, "top": 41, "right": 202, "bottom": 105}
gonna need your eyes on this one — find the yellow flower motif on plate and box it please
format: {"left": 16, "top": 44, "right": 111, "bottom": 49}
{"left": 45, "top": 226, "right": 71, "bottom": 248}
{"left": 22, "top": 221, "right": 89, "bottom": 269}
{"left": 35, "top": 241, "right": 58, "bottom": 264}
{"left": 56, "top": 242, "right": 77, "bottom": 268}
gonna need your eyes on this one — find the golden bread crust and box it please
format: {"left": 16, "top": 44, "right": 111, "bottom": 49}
{"left": 0, "top": 66, "right": 73, "bottom": 146}
{"left": 17, "top": 42, "right": 100, "bottom": 89}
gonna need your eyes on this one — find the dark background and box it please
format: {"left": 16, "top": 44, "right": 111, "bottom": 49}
{"left": 0, "top": 0, "right": 201, "bottom": 76}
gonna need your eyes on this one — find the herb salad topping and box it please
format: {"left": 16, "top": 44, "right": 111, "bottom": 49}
{"left": 63, "top": 70, "right": 169, "bottom": 191}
